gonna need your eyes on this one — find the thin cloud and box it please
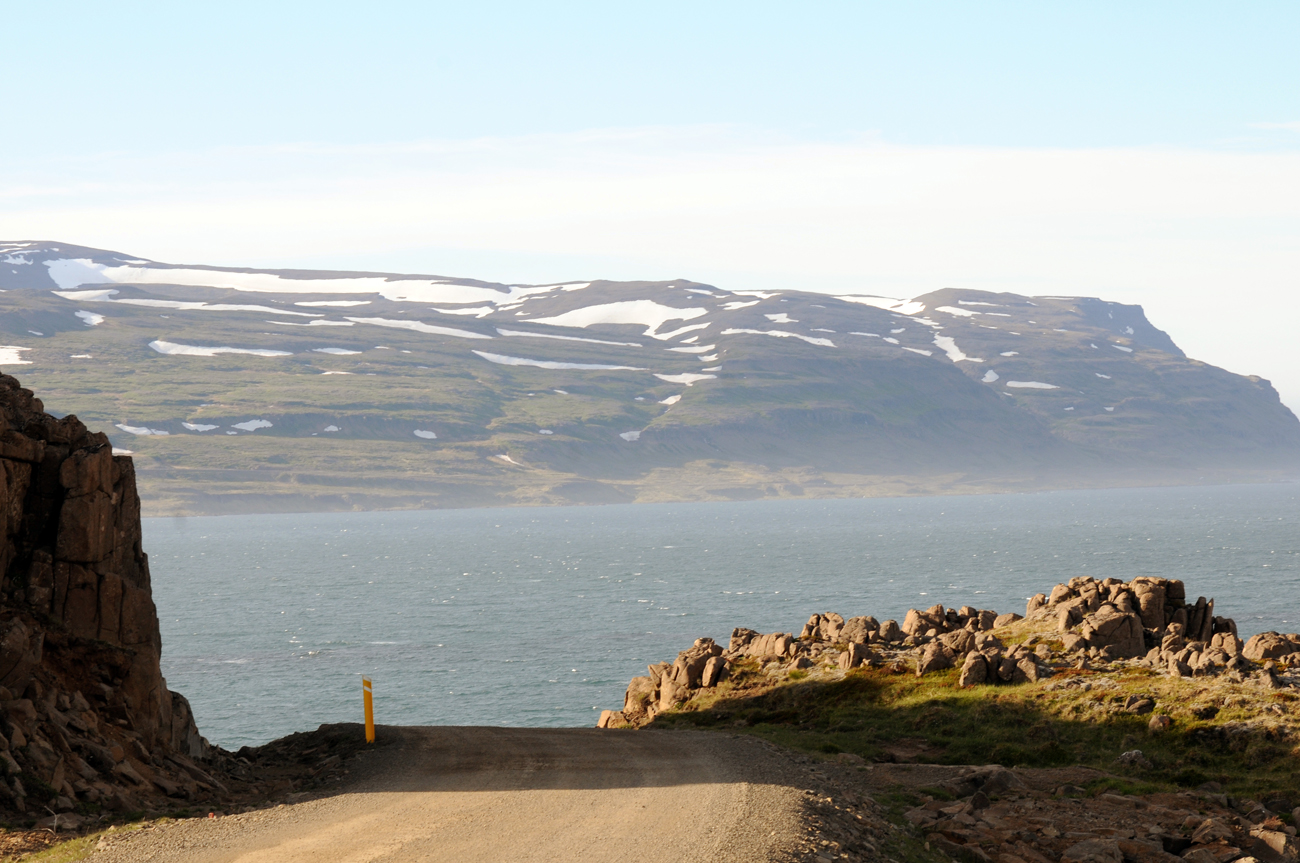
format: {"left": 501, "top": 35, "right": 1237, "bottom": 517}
{"left": 3, "top": 127, "right": 1300, "bottom": 408}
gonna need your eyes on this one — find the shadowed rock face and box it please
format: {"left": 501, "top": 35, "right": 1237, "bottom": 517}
{"left": 0, "top": 373, "right": 206, "bottom": 814}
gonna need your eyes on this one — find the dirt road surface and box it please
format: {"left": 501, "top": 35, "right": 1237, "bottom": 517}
{"left": 89, "top": 726, "right": 812, "bottom": 863}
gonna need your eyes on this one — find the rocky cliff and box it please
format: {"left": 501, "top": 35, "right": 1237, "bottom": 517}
{"left": 0, "top": 372, "right": 215, "bottom": 821}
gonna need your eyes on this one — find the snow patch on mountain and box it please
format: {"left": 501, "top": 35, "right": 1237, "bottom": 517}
{"left": 345, "top": 317, "right": 492, "bottom": 339}
{"left": 0, "top": 346, "right": 32, "bottom": 365}
{"left": 44, "top": 259, "right": 566, "bottom": 306}
{"left": 148, "top": 340, "right": 292, "bottom": 357}
{"left": 933, "top": 335, "right": 983, "bottom": 363}
{"left": 653, "top": 373, "right": 717, "bottom": 386}
{"left": 529, "top": 301, "right": 707, "bottom": 338}
{"left": 496, "top": 328, "right": 641, "bottom": 347}
{"left": 835, "top": 295, "right": 926, "bottom": 315}
{"left": 472, "top": 351, "right": 646, "bottom": 371}
{"left": 720, "top": 328, "right": 835, "bottom": 347}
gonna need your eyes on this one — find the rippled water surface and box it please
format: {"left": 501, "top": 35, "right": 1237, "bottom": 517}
{"left": 146, "top": 483, "right": 1300, "bottom": 748}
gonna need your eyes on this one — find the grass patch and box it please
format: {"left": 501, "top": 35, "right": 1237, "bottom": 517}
{"left": 652, "top": 663, "right": 1300, "bottom": 802}
{"left": 9, "top": 833, "right": 99, "bottom": 863}
{"left": 2, "top": 818, "right": 154, "bottom": 863}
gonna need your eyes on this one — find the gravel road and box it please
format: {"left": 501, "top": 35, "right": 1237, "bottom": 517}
{"left": 88, "top": 726, "right": 811, "bottom": 863}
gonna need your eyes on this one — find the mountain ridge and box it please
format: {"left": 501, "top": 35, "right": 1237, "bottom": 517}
{"left": 1, "top": 240, "right": 1296, "bottom": 515}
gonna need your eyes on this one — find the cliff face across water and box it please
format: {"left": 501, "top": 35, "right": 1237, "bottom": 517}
{"left": 0, "top": 372, "right": 210, "bottom": 819}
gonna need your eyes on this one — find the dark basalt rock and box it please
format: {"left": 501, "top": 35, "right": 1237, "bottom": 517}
{"left": 0, "top": 373, "right": 209, "bottom": 815}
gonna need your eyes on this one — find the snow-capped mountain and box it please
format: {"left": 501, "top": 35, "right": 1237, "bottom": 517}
{"left": 2, "top": 240, "right": 1295, "bottom": 514}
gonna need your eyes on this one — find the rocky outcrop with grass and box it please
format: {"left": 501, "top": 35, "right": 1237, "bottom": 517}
{"left": 598, "top": 575, "right": 1299, "bottom": 729}
{"left": 0, "top": 373, "right": 221, "bottom": 827}
{"left": 600, "top": 576, "right": 1300, "bottom": 863}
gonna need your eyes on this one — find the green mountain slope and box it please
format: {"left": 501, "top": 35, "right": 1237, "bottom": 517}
{"left": 1, "top": 240, "right": 1296, "bottom": 514}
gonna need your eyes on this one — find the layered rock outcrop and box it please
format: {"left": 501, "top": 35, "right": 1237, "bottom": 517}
{"left": 0, "top": 374, "right": 212, "bottom": 819}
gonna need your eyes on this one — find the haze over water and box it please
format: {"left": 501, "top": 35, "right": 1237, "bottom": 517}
{"left": 147, "top": 484, "right": 1300, "bottom": 749}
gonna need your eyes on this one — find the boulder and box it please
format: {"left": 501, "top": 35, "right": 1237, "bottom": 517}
{"left": 1249, "top": 826, "right": 1299, "bottom": 863}
{"left": 838, "top": 642, "right": 872, "bottom": 670}
{"left": 1182, "top": 850, "right": 1220, "bottom": 863}
{"left": 728, "top": 627, "right": 758, "bottom": 652}
{"left": 658, "top": 677, "right": 683, "bottom": 711}
{"left": 818, "top": 612, "right": 844, "bottom": 641}
{"left": 877, "top": 620, "right": 902, "bottom": 642}
{"left": 1079, "top": 609, "right": 1146, "bottom": 658}
{"left": 1211, "top": 632, "right": 1243, "bottom": 656}
{"left": 902, "top": 608, "right": 928, "bottom": 636}
{"left": 1058, "top": 605, "right": 1084, "bottom": 631}
{"left": 670, "top": 638, "right": 722, "bottom": 688}
{"left": 1191, "top": 819, "right": 1235, "bottom": 845}
{"left": 1061, "top": 839, "right": 1123, "bottom": 863}
{"left": 904, "top": 605, "right": 949, "bottom": 636}
{"left": 1116, "top": 749, "right": 1152, "bottom": 770}
{"left": 622, "top": 676, "right": 656, "bottom": 715}
{"left": 1243, "top": 632, "right": 1300, "bottom": 662}
{"left": 1130, "top": 578, "right": 1168, "bottom": 630}
{"left": 915, "top": 642, "right": 956, "bottom": 676}
{"left": 1212, "top": 615, "right": 1238, "bottom": 637}
{"left": 993, "top": 612, "right": 1022, "bottom": 628}
{"left": 938, "top": 764, "right": 1025, "bottom": 798}
{"left": 700, "top": 656, "right": 728, "bottom": 688}
{"left": 958, "top": 652, "right": 989, "bottom": 686}
{"left": 1011, "top": 656, "right": 1041, "bottom": 684}
{"left": 938, "top": 628, "right": 976, "bottom": 656}
{"left": 840, "top": 616, "right": 878, "bottom": 643}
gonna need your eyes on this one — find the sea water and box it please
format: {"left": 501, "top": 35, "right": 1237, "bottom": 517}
{"left": 145, "top": 483, "right": 1300, "bottom": 748}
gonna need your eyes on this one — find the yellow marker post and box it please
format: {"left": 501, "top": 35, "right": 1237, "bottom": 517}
{"left": 363, "top": 677, "right": 375, "bottom": 743}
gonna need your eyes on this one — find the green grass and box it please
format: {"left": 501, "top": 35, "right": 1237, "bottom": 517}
{"left": 5, "top": 282, "right": 1293, "bottom": 516}
{"left": 2, "top": 819, "right": 155, "bottom": 863}
{"left": 652, "top": 661, "right": 1300, "bottom": 802}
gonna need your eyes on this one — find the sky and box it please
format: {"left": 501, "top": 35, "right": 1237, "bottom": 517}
{"left": 4, "top": 2, "right": 1300, "bottom": 405}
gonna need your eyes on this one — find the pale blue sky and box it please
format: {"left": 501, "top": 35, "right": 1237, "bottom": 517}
{"left": 5, "top": 2, "right": 1300, "bottom": 405}
{"left": 5, "top": 2, "right": 1298, "bottom": 156}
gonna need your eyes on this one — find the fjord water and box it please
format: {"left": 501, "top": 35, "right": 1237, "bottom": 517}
{"left": 146, "top": 484, "right": 1300, "bottom": 749}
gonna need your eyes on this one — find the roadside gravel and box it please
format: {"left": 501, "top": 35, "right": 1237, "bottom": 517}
{"left": 87, "top": 726, "right": 830, "bottom": 863}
